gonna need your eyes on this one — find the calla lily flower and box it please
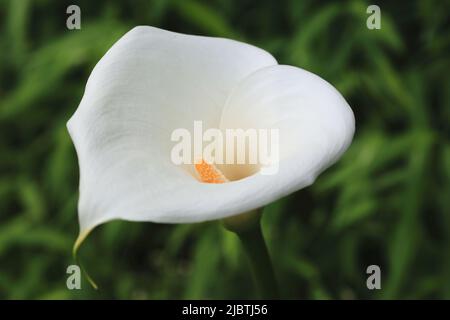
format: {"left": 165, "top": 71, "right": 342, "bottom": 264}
{"left": 67, "top": 26, "right": 355, "bottom": 243}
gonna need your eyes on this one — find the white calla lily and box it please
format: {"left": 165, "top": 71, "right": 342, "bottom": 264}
{"left": 67, "top": 26, "right": 355, "bottom": 242}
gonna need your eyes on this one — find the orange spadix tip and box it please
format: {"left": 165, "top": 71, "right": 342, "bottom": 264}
{"left": 195, "top": 159, "right": 228, "bottom": 184}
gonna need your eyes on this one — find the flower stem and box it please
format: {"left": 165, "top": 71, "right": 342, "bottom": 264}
{"left": 223, "top": 210, "right": 279, "bottom": 299}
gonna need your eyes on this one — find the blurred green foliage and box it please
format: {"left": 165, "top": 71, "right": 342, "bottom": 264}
{"left": 0, "top": 0, "right": 449, "bottom": 299}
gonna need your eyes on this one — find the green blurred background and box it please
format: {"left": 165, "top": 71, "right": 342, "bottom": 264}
{"left": 0, "top": 0, "right": 449, "bottom": 299}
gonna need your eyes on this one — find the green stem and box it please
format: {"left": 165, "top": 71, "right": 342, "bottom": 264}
{"left": 223, "top": 210, "right": 279, "bottom": 299}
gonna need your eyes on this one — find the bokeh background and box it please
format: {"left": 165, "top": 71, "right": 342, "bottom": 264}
{"left": 0, "top": 0, "right": 449, "bottom": 299}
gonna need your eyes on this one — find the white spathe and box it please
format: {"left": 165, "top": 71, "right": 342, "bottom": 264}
{"left": 67, "top": 26, "right": 355, "bottom": 235}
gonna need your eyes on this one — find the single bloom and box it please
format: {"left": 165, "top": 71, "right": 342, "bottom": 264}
{"left": 67, "top": 26, "right": 355, "bottom": 241}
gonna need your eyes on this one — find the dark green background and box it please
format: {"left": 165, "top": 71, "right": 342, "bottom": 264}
{"left": 0, "top": 0, "right": 449, "bottom": 299}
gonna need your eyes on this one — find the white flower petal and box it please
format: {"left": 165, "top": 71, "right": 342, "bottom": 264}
{"left": 68, "top": 27, "right": 354, "bottom": 237}
{"left": 219, "top": 65, "right": 355, "bottom": 180}
{"left": 68, "top": 26, "right": 277, "bottom": 232}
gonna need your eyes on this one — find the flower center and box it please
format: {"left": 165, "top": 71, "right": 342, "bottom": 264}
{"left": 195, "top": 159, "right": 229, "bottom": 184}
